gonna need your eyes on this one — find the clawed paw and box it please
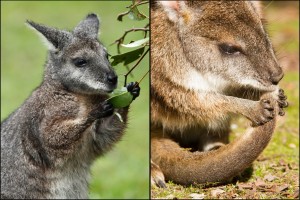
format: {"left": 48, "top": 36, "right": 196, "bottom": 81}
{"left": 151, "top": 160, "right": 167, "bottom": 188}
{"left": 277, "top": 89, "right": 288, "bottom": 116}
{"left": 126, "top": 82, "right": 140, "bottom": 100}
{"left": 251, "top": 99, "right": 275, "bottom": 127}
{"left": 90, "top": 101, "right": 114, "bottom": 119}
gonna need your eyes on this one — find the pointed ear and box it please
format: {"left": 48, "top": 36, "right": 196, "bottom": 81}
{"left": 73, "top": 13, "right": 100, "bottom": 39}
{"left": 159, "top": 1, "right": 191, "bottom": 24}
{"left": 26, "top": 20, "right": 71, "bottom": 50}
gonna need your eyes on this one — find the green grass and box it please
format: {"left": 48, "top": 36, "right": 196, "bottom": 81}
{"left": 1, "top": 1, "right": 149, "bottom": 199}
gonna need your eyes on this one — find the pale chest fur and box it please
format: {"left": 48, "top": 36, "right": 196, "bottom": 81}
{"left": 47, "top": 164, "right": 90, "bottom": 199}
{"left": 46, "top": 101, "right": 96, "bottom": 199}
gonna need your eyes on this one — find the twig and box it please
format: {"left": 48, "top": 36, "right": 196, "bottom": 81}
{"left": 118, "top": 1, "right": 149, "bottom": 21}
{"left": 124, "top": 48, "right": 149, "bottom": 86}
{"left": 131, "top": 0, "right": 149, "bottom": 8}
{"left": 134, "top": 70, "right": 149, "bottom": 87}
{"left": 111, "top": 26, "right": 149, "bottom": 54}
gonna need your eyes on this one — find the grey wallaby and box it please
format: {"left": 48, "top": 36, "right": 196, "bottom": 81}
{"left": 151, "top": 1, "right": 288, "bottom": 187}
{"left": 1, "top": 13, "right": 140, "bottom": 199}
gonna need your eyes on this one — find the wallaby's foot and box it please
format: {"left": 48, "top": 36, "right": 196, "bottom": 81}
{"left": 90, "top": 101, "right": 114, "bottom": 119}
{"left": 251, "top": 99, "right": 275, "bottom": 127}
{"left": 126, "top": 82, "right": 140, "bottom": 100}
{"left": 277, "top": 89, "right": 288, "bottom": 116}
{"left": 151, "top": 160, "right": 167, "bottom": 188}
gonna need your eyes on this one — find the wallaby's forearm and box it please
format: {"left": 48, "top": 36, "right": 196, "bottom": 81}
{"left": 92, "top": 107, "right": 129, "bottom": 155}
{"left": 151, "top": 77, "right": 269, "bottom": 129}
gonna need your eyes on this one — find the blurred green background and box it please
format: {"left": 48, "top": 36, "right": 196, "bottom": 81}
{"left": 1, "top": 1, "right": 149, "bottom": 199}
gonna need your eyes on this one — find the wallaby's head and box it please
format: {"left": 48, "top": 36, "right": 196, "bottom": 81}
{"left": 158, "top": 1, "right": 283, "bottom": 93}
{"left": 27, "top": 13, "right": 117, "bottom": 94}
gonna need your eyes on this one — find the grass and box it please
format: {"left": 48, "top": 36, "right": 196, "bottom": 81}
{"left": 1, "top": 1, "right": 149, "bottom": 199}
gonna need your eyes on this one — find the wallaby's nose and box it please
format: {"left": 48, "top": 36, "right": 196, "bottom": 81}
{"left": 270, "top": 69, "right": 284, "bottom": 85}
{"left": 107, "top": 73, "right": 118, "bottom": 85}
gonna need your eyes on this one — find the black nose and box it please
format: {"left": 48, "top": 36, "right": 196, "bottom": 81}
{"left": 107, "top": 73, "right": 118, "bottom": 85}
{"left": 270, "top": 70, "right": 284, "bottom": 85}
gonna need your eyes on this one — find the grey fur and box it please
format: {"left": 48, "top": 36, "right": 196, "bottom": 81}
{"left": 1, "top": 13, "right": 132, "bottom": 199}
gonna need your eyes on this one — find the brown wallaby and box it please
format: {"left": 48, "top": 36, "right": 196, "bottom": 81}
{"left": 151, "top": 1, "right": 288, "bottom": 187}
{"left": 1, "top": 14, "right": 140, "bottom": 199}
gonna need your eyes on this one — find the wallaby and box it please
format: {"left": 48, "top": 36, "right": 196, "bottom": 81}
{"left": 1, "top": 13, "right": 140, "bottom": 199}
{"left": 151, "top": 1, "right": 288, "bottom": 187}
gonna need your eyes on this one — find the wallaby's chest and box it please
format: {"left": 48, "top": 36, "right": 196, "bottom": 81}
{"left": 47, "top": 160, "right": 90, "bottom": 199}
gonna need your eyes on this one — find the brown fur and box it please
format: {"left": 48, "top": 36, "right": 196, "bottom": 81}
{"left": 151, "top": 1, "right": 287, "bottom": 186}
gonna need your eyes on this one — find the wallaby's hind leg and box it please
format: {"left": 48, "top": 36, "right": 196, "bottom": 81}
{"left": 151, "top": 127, "right": 168, "bottom": 188}
{"left": 151, "top": 160, "right": 166, "bottom": 188}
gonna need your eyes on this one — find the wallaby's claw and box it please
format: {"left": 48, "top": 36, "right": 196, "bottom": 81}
{"left": 101, "top": 101, "right": 114, "bottom": 117}
{"left": 278, "top": 109, "right": 285, "bottom": 116}
{"left": 277, "top": 88, "right": 288, "bottom": 115}
{"left": 126, "top": 82, "right": 140, "bottom": 100}
{"left": 278, "top": 100, "right": 289, "bottom": 108}
{"left": 90, "top": 101, "right": 114, "bottom": 119}
{"left": 151, "top": 161, "right": 167, "bottom": 188}
{"left": 251, "top": 98, "right": 275, "bottom": 127}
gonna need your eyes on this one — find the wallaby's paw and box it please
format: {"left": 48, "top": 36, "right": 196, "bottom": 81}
{"left": 126, "top": 82, "right": 140, "bottom": 100}
{"left": 251, "top": 99, "right": 275, "bottom": 127}
{"left": 90, "top": 101, "right": 114, "bottom": 119}
{"left": 151, "top": 161, "right": 167, "bottom": 188}
{"left": 277, "top": 89, "right": 288, "bottom": 116}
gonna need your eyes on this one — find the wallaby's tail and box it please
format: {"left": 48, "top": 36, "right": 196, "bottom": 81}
{"left": 151, "top": 95, "right": 278, "bottom": 185}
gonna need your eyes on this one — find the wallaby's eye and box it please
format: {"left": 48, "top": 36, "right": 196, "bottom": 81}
{"left": 73, "top": 58, "right": 87, "bottom": 67}
{"left": 218, "top": 43, "right": 242, "bottom": 55}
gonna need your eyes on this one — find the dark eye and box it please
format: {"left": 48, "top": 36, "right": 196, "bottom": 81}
{"left": 73, "top": 58, "right": 87, "bottom": 67}
{"left": 218, "top": 43, "right": 242, "bottom": 55}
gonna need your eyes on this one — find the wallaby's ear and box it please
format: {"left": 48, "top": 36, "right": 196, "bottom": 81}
{"left": 26, "top": 20, "right": 71, "bottom": 50}
{"left": 249, "top": 1, "right": 263, "bottom": 18}
{"left": 73, "top": 13, "right": 100, "bottom": 39}
{"left": 159, "top": 1, "right": 191, "bottom": 23}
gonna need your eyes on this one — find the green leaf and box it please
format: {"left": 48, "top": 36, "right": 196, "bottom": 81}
{"left": 110, "top": 47, "right": 144, "bottom": 66}
{"left": 128, "top": 5, "right": 146, "bottom": 21}
{"left": 107, "top": 87, "right": 133, "bottom": 108}
{"left": 121, "top": 37, "right": 149, "bottom": 48}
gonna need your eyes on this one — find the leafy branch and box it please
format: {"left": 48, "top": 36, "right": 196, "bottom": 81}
{"left": 117, "top": 0, "right": 149, "bottom": 22}
{"left": 110, "top": 0, "right": 149, "bottom": 87}
{"left": 112, "top": 25, "right": 149, "bottom": 54}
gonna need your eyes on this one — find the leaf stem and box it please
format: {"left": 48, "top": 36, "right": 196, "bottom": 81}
{"left": 124, "top": 48, "right": 149, "bottom": 86}
{"left": 112, "top": 26, "right": 149, "bottom": 54}
{"left": 134, "top": 70, "right": 149, "bottom": 87}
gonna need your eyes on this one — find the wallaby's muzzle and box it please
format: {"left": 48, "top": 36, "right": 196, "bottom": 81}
{"left": 107, "top": 72, "right": 118, "bottom": 86}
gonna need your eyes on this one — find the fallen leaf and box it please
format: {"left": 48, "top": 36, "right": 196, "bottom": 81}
{"left": 255, "top": 178, "right": 267, "bottom": 188}
{"left": 231, "top": 193, "right": 239, "bottom": 198}
{"left": 211, "top": 188, "right": 225, "bottom": 197}
{"left": 264, "top": 173, "right": 277, "bottom": 182}
{"left": 292, "top": 189, "right": 299, "bottom": 199}
{"left": 189, "top": 193, "right": 205, "bottom": 199}
{"left": 276, "top": 184, "right": 289, "bottom": 192}
{"left": 237, "top": 182, "right": 253, "bottom": 189}
{"left": 165, "top": 194, "right": 175, "bottom": 199}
